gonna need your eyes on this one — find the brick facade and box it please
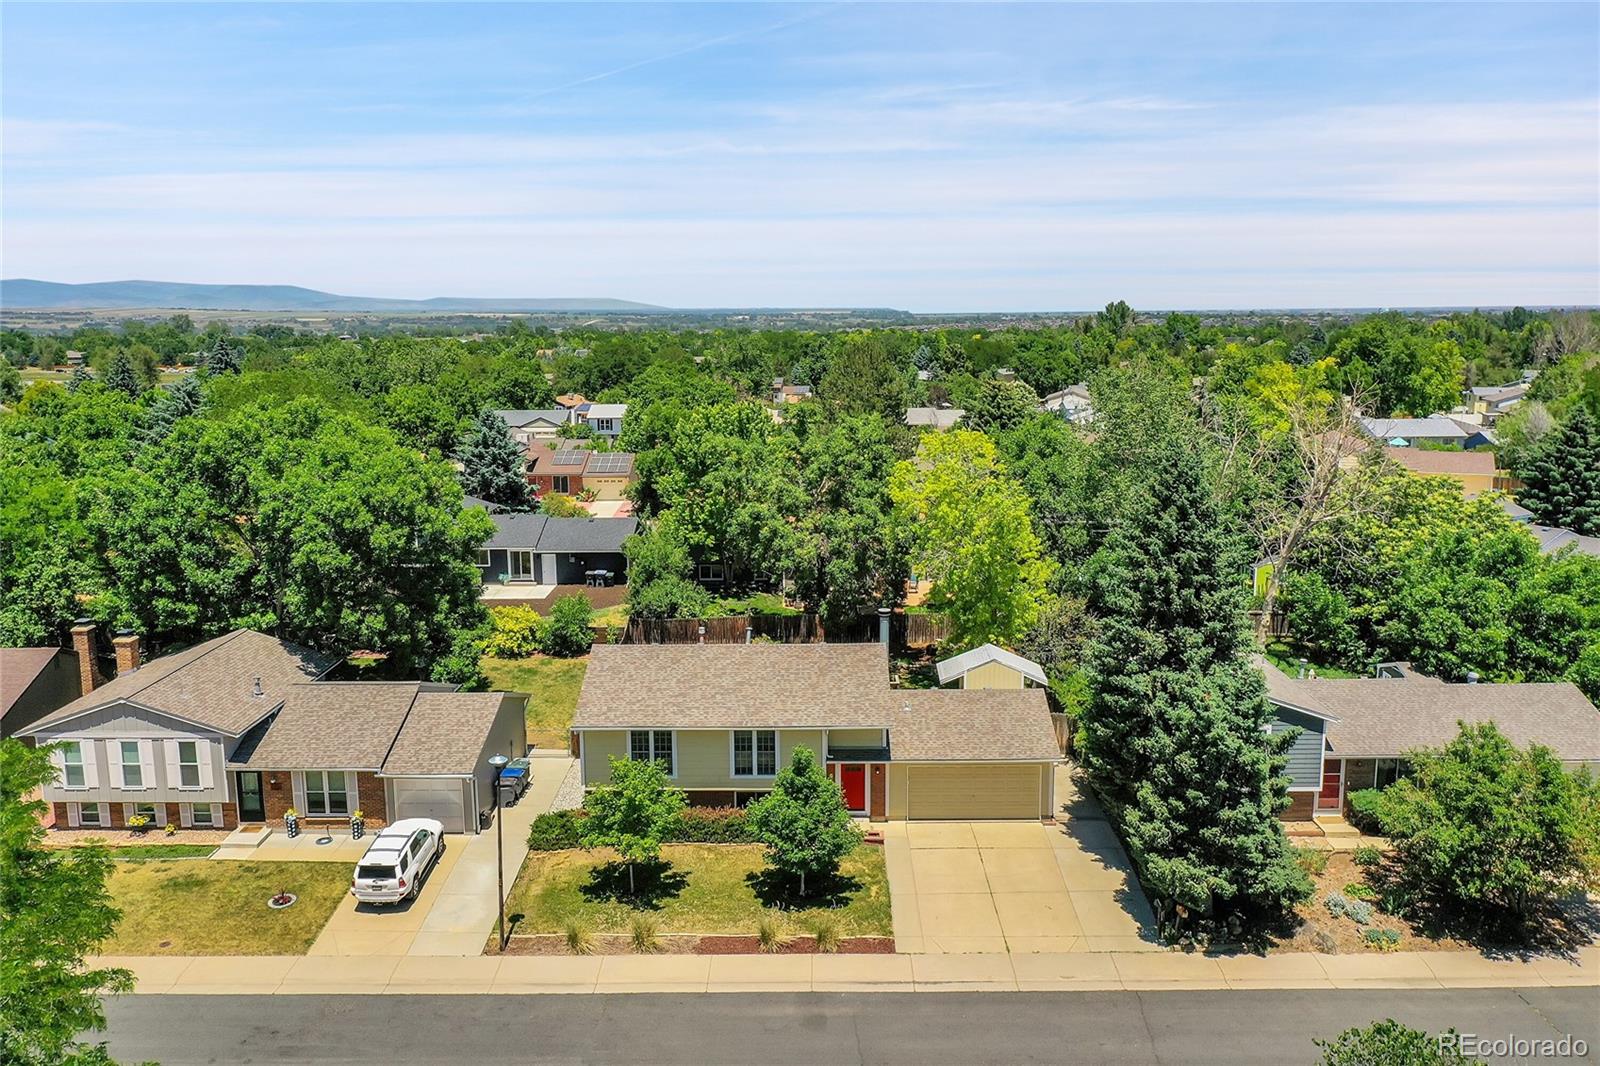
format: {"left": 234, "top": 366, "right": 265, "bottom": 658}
{"left": 1282, "top": 791, "right": 1315, "bottom": 821}
{"left": 259, "top": 770, "right": 389, "bottom": 827}
{"left": 53, "top": 800, "right": 238, "bottom": 831}
{"left": 869, "top": 764, "right": 887, "bottom": 822}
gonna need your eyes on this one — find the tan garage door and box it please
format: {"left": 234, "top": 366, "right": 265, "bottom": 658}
{"left": 907, "top": 764, "right": 1041, "bottom": 820}
{"left": 390, "top": 778, "right": 468, "bottom": 834}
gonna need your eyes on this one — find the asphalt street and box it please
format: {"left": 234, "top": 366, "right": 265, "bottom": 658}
{"left": 97, "top": 988, "right": 1599, "bottom": 1065}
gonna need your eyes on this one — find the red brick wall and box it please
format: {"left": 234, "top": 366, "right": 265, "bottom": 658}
{"left": 869, "top": 764, "right": 887, "bottom": 822}
{"left": 52, "top": 801, "right": 237, "bottom": 831}
{"left": 260, "top": 770, "right": 388, "bottom": 826}
{"left": 1282, "top": 791, "right": 1315, "bottom": 821}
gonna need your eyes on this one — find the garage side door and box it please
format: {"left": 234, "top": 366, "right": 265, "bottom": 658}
{"left": 390, "top": 778, "right": 467, "bottom": 834}
{"left": 908, "top": 764, "right": 1041, "bottom": 820}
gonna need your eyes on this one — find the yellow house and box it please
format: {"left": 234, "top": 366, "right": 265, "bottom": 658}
{"left": 571, "top": 643, "right": 1059, "bottom": 821}
{"left": 1382, "top": 446, "right": 1499, "bottom": 497}
{"left": 934, "top": 643, "right": 1048, "bottom": 690}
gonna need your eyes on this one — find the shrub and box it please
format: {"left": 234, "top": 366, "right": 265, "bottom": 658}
{"left": 663, "top": 806, "right": 758, "bottom": 844}
{"left": 746, "top": 747, "right": 862, "bottom": 897}
{"left": 527, "top": 809, "right": 586, "bottom": 850}
{"left": 1323, "top": 891, "right": 1351, "bottom": 918}
{"left": 629, "top": 913, "right": 661, "bottom": 954}
{"left": 1346, "top": 789, "right": 1385, "bottom": 833}
{"left": 540, "top": 493, "right": 587, "bottom": 517}
{"left": 485, "top": 605, "right": 543, "bottom": 658}
{"left": 1316, "top": 1019, "right": 1473, "bottom": 1064}
{"left": 1363, "top": 928, "right": 1402, "bottom": 952}
{"left": 540, "top": 594, "right": 595, "bottom": 657}
{"left": 579, "top": 757, "right": 687, "bottom": 896}
{"left": 1343, "top": 882, "right": 1377, "bottom": 901}
{"left": 805, "top": 912, "right": 842, "bottom": 953}
{"left": 1352, "top": 845, "right": 1383, "bottom": 868}
{"left": 756, "top": 913, "right": 791, "bottom": 954}
{"left": 1375, "top": 722, "right": 1600, "bottom": 926}
{"left": 1345, "top": 899, "right": 1374, "bottom": 925}
{"left": 1292, "top": 846, "right": 1330, "bottom": 877}
{"left": 564, "top": 918, "right": 594, "bottom": 955}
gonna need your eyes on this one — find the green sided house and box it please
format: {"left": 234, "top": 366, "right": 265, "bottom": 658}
{"left": 571, "top": 642, "right": 1061, "bottom": 821}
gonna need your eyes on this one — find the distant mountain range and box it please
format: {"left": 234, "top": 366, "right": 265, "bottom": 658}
{"left": 0, "top": 279, "right": 666, "bottom": 313}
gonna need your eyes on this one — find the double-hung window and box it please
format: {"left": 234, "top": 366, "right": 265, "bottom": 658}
{"left": 553, "top": 475, "right": 570, "bottom": 494}
{"left": 628, "top": 731, "right": 674, "bottom": 775}
{"left": 61, "top": 742, "right": 87, "bottom": 788}
{"left": 732, "top": 730, "right": 777, "bottom": 777}
{"left": 77, "top": 802, "right": 103, "bottom": 827}
{"left": 304, "top": 771, "right": 350, "bottom": 816}
{"left": 1373, "top": 758, "right": 1408, "bottom": 789}
{"left": 119, "top": 741, "right": 143, "bottom": 788}
{"left": 189, "top": 803, "right": 215, "bottom": 827}
{"left": 176, "top": 741, "right": 202, "bottom": 789}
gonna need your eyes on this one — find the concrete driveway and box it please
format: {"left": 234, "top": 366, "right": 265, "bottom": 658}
{"left": 884, "top": 766, "right": 1159, "bottom": 954}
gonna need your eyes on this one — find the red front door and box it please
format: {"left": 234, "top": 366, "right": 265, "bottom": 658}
{"left": 839, "top": 764, "right": 867, "bottom": 812}
{"left": 1318, "top": 759, "right": 1343, "bottom": 812}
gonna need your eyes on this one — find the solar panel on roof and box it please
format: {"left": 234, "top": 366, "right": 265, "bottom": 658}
{"left": 587, "top": 453, "right": 630, "bottom": 473}
{"left": 553, "top": 450, "right": 586, "bottom": 465}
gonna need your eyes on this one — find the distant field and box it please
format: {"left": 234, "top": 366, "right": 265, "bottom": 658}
{"left": 20, "top": 366, "right": 190, "bottom": 385}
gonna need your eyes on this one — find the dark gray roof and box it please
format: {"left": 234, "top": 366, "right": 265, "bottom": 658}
{"left": 497, "top": 409, "right": 568, "bottom": 428}
{"left": 23, "top": 630, "right": 336, "bottom": 736}
{"left": 1262, "top": 662, "right": 1600, "bottom": 761}
{"left": 486, "top": 514, "right": 636, "bottom": 552}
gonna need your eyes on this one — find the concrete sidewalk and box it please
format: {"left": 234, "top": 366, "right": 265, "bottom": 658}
{"left": 93, "top": 943, "right": 1599, "bottom": 995}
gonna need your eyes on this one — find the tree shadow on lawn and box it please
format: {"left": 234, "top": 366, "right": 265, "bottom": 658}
{"left": 580, "top": 858, "right": 688, "bottom": 911}
{"left": 745, "top": 868, "right": 864, "bottom": 912}
{"left": 1366, "top": 861, "right": 1600, "bottom": 959}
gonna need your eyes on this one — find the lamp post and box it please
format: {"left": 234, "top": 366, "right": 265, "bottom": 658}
{"left": 488, "top": 753, "right": 510, "bottom": 952}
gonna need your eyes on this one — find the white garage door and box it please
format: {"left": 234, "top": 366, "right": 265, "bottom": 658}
{"left": 908, "top": 764, "right": 1042, "bottom": 820}
{"left": 390, "top": 778, "right": 468, "bottom": 834}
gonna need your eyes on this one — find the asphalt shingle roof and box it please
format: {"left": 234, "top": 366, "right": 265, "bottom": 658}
{"left": 935, "top": 643, "right": 1047, "bottom": 687}
{"left": 383, "top": 691, "right": 507, "bottom": 776}
{"left": 1359, "top": 416, "right": 1470, "bottom": 441}
{"left": 1262, "top": 663, "right": 1600, "bottom": 761}
{"left": 235, "top": 683, "right": 423, "bottom": 769}
{"left": 24, "top": 630, "right": 335, "bottom": 735}
{"left": 1, "top": 647, "right": 61, "bottom": 717}
{"left": 486, "top": 514, "right": 637, "bottom": 552}
{"left": 891, "top": 689, "right": 1059, "bottom": 761}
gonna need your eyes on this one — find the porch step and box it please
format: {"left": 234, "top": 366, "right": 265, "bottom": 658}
{"left": 1314, "top": 815, "right": 1363, "bottom": 838}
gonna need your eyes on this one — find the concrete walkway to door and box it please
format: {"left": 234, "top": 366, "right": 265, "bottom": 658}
{"left": 884, "top": 765, "right": 1160, "bottom": 954}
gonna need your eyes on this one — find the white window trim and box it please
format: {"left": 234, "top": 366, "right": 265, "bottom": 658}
{"left": 729, "top": 729, "right": 778, "bottom": 778}
{"left": 475, "top": 549, "right": 491, "bottom": 568}
{"left": 167, "top": 739, "right": 206, "bottom": 791}
{"left": 627, "top": 730, "right": 676, "bottom": 778}
{"left": 114, "top": 740, "right": 155, "bottom": 791}
{"left": 697, "top": 563, "right": 725, "bottom": 582}
{"left": 57, "top": 740, "right": 91, "bottom": 791}
{"left": 298, "top": 769, "right": 357, "bottom": 818}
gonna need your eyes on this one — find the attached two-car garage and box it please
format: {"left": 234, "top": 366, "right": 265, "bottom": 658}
{"left": 387, "top": 777, "right": 472, "bottom": 834}
{"left": 888, "top": 762, "right": 1054, "bottom": 821}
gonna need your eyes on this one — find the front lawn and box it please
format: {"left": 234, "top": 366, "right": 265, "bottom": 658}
{"left": 102, "top": 860, "right": 352, "bottom": 955}
{"left": 711, "top": 592, "right": 803, "bottom": 617}
{"left": 505, "top": 843, "right": 891, "bottom": 937}
{"left": 481, "top": 653, "right": 588, "bottom": 749}
{"left": 110, "top": 843, "right": 218, "bottom": 860}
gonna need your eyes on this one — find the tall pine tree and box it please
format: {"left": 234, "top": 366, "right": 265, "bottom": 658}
{"left": 1518, "top": 406, "right": 1600, "bottom": 535}
{"left": 142, "top": 373, "right": 204, "bottom": 445}
{"left": 456, "top": 408, "right": 532, "bottom": 511}
{"left": 1081, "top": 422, "right": 1308, "bottom": 936}
{"left": 103, "top": 351, "right": 142, "bottom": 398}
{"left": 200, "top": 334, "right": 243, "bottom": 375}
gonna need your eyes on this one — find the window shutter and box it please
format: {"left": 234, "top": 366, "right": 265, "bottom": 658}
{"left": 122, "top": 802, "right": 134, "bottom": 824}
{"left": 180, "top": 804, "right": 193, "bottom": 828}
{"left": 98, "top": 803, "right": 110, "bottom": 825}
{"left": 211, "top": 803, "right": 224, "bottom": 826}
{"left": 67, "top": 803, "right": 81, "bottom": 828}
{"left": 82, "top": 741, "right": 99, "bottom": 788}
{"left": 154, "top": 803, "right": 167, "bottom": 828}
{"left": 198, "top": 744, "right": 214, "bottom": 790}
{"left": 139, "top": 740, "right": 156, "bottom": 791}
{"left": 165, "top": 741, "right": 182, "bottom": 789}
{"left": 346, "top": 774, "right": 359, "bottom": 817}
{"left": 292, "top": 772, "right": 307, "bottom": 815}
{"left": 109, "top": 745, "right": 125, "bottom": 790}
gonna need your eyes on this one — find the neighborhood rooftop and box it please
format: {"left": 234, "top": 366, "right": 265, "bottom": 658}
{"left": 483, "top": 513, "right": 638, "bottom": 553}
{"left": 28, "top": 629, "right": 336, "bottom": 735}
{"left": 0, "top": 647, "right": 60, "bottom": 721}
{"left": 1358, "top": 415, "right": 1470, "bottom": 441}
{"left": 1381, "top": 446, "right": 1497, "bottom": 478}
{"left": 1261, "top": 661, "right": 1600, "bottom": 761}
{"left": 230, "top": 682, "right": 440, "bottom": 771}
{"left": 935, "top": 643, "right": 1047, "bottom": 687}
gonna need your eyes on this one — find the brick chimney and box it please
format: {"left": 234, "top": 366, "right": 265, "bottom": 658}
{"left": 113, "top": 630, "right": 142, "bottom": 675}
{"left": 70, "top": 619, "right": 104, "bottom": 696}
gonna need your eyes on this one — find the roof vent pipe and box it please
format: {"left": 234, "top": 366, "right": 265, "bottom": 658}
{"left": 878, "top": 606, "right": 892, "bottom": 648}
{"left": 253, "top": 676, "right": 264, "bottom": 697}
{"left": 1466, "top": 671, "right": 1479, "bottom": 684}
{"left": 697, "top": 623, "right": 706, "bottom": 645}
{"left": 1297, "top": 658, "right": 1308, "bottom": 680}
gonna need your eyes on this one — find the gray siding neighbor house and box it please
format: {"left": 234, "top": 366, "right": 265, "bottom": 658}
{"left": 19, "top": 629, "right": 528, "bottom": 836}
{"left": 477, "top": 512, "right": 636, "bottom": 586}
{"left": 1, "top": 646, "right": 82, "bottom": 741}
{"left": 1261, "top": 659, "right": 1600, "bottom": 821}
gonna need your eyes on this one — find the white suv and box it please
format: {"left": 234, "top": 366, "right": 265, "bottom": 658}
{"left": 350, "top": 818, "right": 445, "bottom": 905}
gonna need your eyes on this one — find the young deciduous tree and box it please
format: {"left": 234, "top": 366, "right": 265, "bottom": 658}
{"left": 541, "top": 594, "right": 594, "bottom": 657}
{"left": 746, "top": 747, "right": 862, "bottom": 897}
{"left": 889, "top": 429, "right": 1055, "bottom": 649}
{"left": 1081, "top": 426, "right": 1309, "bottom": 932}
{"left": 580, "top": 756, "right": 688, "bottom": 896}
{"left": 1315, "top": 1020, "right": 1478, "bottom": 1066}
{"left": 0, "top": 741, "right": 132, "bottom": 1066}
{"left": 1370, "top": 722, "right": 1599, "bottom": 928}
{"left": 456, "top": 408, "right": 532, "bottom": 512}
{"left": 1518, "top": 406, "right": 1600, "bottom": 535}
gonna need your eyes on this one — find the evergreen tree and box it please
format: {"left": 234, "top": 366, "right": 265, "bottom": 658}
{"left": 1518, "top": 406, "right": 1600, "bottom": 535}
{"left": 67, "top": 365, "right": 91, "bottom": 392}
{"left": 200, "top": 334, "right": 243, "bottom": 375}
{"left": 456, "top": 408, "right": 532, "bottom": 511}
{"left": 141, "top": 373, "right": 204, "bottom": 444}
{"left": 1080, "top": 426, "right": 1309, "bottom": 935}
{"left": 102, "top": 351, "right": 143, "bottom": 398}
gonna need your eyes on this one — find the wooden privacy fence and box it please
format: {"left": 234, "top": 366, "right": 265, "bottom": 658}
{"left": 621, "top": 610, "right": 952, "bottom": 647}
{"left": 1050, "top": 712, "right": 1072, "bottom": 756}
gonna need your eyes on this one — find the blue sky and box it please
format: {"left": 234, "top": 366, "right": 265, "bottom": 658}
{"left": 4, "top": 2, "right": 1597, "bottom": 310}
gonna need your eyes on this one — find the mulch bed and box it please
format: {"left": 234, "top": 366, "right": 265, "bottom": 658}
{"left": 495, "top": 934, "right": 895, "bottom": 956}
{"left": 1277, "top": 851, "right": 1473, "bottom": 955}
